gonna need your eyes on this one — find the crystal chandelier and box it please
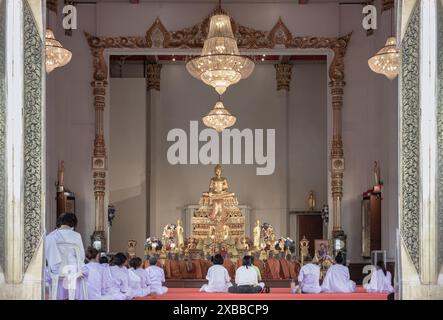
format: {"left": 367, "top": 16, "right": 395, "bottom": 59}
{"left": 202, "top": 101, "right": 236, "bottom": 132}
{"left": 186, "top": 12, "right": 255, "bottom": 95}
{"left": 45, "top": 29, "right": 72, "bottom": 73}
{"left": 368, "top": 36, "right": 399, "bottom": 80}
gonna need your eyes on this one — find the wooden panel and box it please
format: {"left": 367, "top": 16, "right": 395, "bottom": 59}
{"left": 369, "top": 194, "right": 382, "bottom": 251}
{"left": 298, "top": 214, "right": 323, "bottom": 258}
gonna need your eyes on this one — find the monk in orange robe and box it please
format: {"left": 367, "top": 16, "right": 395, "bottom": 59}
{"left": 252, "top": 254, "right": 265, "bottom": 280}
{"left": 279, "top": 255, "right": 290, "bottom": 279}
{"left": 223, "top": 255, "right": 236, "bottom": 280}
{"left": 164, "top": 259, "right": 172, "bottom": 279}
{"left": 288, "top": 258, "right": 301, "bottom": 280}
{"left": 265, "top": 252, "right": 281, "bottom": 280}
{"left": 199, "top": 257, "right": 212, "bottom": 279}
{"left": 179, "top": 255, "right": 198, "bottom": 279}
{"left": 170, "top": 254, "right": 182, "bottom": 279}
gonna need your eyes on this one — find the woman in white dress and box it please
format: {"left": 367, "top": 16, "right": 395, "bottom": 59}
{"left": 364, "top": 261, "right": 394, "bottom": 293}
{"left": 105, "top": 253, "right": 132, "bottom": 299}
{"left": 45, "top": 213, "right": 85, "bottom": 300}
{"left": 145, "top": 256, "right": 168, "bottom": 295}
{"left": 200, "top": 254, "right": 232, "bottom": 293}
{"left": 292, "top": 255, "right": 321, "bottom": 294}
{"left": 129, "top": 257, "right": 150, "bottom": 297}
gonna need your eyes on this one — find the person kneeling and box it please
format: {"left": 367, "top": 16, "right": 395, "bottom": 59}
{"left": 200, "top": 254, "right": 232, "bottom": 293}
{"left": 145, "top": 256, "right": 168, "bottom": 295}
{"left": 292, "top": 255, "right": 321, "bottom": 294}
{"left": 321, "top": 253, "right": 356, "bottom": 293}
{"left": 228, "top": 256, "right": 263, "bottom": 293}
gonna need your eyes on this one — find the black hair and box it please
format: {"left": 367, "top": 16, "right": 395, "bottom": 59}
{"left": 304, "top": 255, "right": 312, "bottom": 263}
{"left": 99, "top": 256, "right": 109, "bottom": 264}
{"left": 242, "top": 255, "right": 252, "bottom": 268}
{"left": 60, "top": 213, "right": 78, "bottom": 228}
{"left": 335, "top": 253, "right": 344, "bottom": 265}
{"left": 149, "top": 256, "right": 158, "bottom": 266}
{"left": 111, "top": 252, "right": 127, "bottom": 267}
{"left": 213, "top": 254, "right": 224, "bottom": 265}
{"left": 376, "top": 260, "right": 387, "bottom": 276}
{"left": 129, "top": 257, "right": 142, "bottom": 269}
{"left": 86, "top": 246, "right": 99, "bottom": 261}
{"left": 56, "top": 214, "right": 64, "bottom": 228}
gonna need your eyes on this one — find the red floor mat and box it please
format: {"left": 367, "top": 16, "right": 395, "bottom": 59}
{"left": 134, "top": 286, "right": 388, "bottom": 300}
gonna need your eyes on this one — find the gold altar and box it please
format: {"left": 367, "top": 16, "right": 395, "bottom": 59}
{"left": 191, "top": 165, "right": 245, "bottom": 244}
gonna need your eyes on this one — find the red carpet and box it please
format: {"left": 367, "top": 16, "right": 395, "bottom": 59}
{"left": 135, "top": 286, "right": 388, "bottom": 300}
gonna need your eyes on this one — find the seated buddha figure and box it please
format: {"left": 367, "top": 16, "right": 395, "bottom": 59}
{"left": 202, "top": 164, "right": 236, "bottom": 201}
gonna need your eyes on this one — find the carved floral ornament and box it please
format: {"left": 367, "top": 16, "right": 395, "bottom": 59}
{"left": 85, "top": 8, "right": 351, "bottom": 83}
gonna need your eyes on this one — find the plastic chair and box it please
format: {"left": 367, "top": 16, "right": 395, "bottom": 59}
{"left": 49, "top": 242, "right": 87, "bottom": 300}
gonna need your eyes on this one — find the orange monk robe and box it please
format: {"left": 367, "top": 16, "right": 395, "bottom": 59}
{"left": 253, "top": 258, "right": 265, "bottom": 280}
{"left": 179, "top": 260, "right": 198, "bottom": 279}
{"left": 142, "top": 260, "right": 149, "bottom": 269}
{"left": 289, "top": 260, "right": 301, "bottom": 280}
{"left": 279, "top": 258, "right": 290, "bottom": 279}
{"left": 265, "top": 258, "right": 281, "bottom": 280}
{"left": 199, "top": 259, "right": 212, "bottom": 279}
{"left": 170, "top": 259, "right": 182, "bottom": 279}
{"left": 192, "top": 260, "right": 203, "bottom": 279}
{"left": 223, "top": 259, "right": 236, "bottom": 280}
{"left": 236, "top": 258, "right": 243, "bottom": 269}
{"left": 164, "top": 259, "right": 172, "bottom": 279}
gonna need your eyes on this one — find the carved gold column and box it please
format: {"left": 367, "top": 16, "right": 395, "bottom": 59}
{"left": 90, "top": 46, "right": 108, "bottom": 251}
{"left": 275, "top": 63, "right": 292, "bottom": 235}
{"left": 328, "top": 42, "right": 348, "bottom": 252}
{"left": 146, "top": 63, "right": 162, "bottom": 236}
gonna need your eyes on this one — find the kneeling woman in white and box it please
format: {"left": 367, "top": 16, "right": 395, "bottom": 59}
{"left": 145, "top": 256, "right": 168, "bottom": 295}
{"left": 292, "top": 256, "right": 321, "bottom": 294}
{"left": 321, "top": 254, "right": 356, "bottom": 293}
{"left": 228, "top": 256, "right": 263, "bottom": 293}
{"left": 200, "top": 254, "right": 232, "bottom": 293}
{"left": 364, "top": 261, "right": 394, "bottom": 293}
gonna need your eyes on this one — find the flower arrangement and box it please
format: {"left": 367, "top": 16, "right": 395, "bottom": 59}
{"left": 144, "top": 237, "right": 163, "bottom": 252}
{"left": 162, "top": 223, "right": 177, "bottom": 240}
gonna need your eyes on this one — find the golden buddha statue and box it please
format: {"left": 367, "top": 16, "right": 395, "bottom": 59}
{"left": 253, "top": 220, "right": 261, "bottom": 250}
{"left": 192, "top": 164, "right": 244, "bottom": 245}
{"left": 203, "top": 164, "right": 235, "bottom": 200}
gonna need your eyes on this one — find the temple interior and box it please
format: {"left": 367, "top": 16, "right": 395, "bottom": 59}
{"left": 0, "top": 0, "right": 442, "bottom": 300}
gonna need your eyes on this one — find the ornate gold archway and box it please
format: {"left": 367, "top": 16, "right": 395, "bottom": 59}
{"left": 85, "top": 7, "right": 351, "bottom": 246}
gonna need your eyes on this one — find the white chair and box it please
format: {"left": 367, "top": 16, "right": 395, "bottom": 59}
{"left": 49, "top": 242, "right": 87, "bottom": 300}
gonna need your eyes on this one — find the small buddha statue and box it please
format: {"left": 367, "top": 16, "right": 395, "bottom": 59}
{"left": 176, "top": 219, "right": 184, "bottom": 248}
{"left": 308, "top": 191, "right": 316, "bottom": 211}
{"left": 253, "top": 220, "right": 261, "bottom": 250}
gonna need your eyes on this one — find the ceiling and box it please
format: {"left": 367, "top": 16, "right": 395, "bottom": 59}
{"left": 72, "top": 0, "right": 349, "bottom": 4}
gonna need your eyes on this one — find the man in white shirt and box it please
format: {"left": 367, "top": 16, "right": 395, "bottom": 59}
{"left": 292, "top": 256, "right": 321, "bottom": 294}
{"left": 321, "top": 253, "right": 356, "bottom": 293}
{"left": 145, "top": 256, "right": 168, "bottom": 295}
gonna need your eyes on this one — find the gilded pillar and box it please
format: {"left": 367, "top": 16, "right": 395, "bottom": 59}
{"left": 146, "top": 63, "right": 161, "bottom": 236}
{"left": 91, "top": 78, "right": 107, "bottom": 251}
{"left": 275, "top": 63, "right": 292, "bottom": 235}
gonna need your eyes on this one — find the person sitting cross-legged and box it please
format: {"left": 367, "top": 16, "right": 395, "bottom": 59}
{"left": 320, "top": 253, "right": 356, "bottom": 293}
{"left": 200, "top": 254, "right": 232, "bottom": 293}
{"left": 228, "top": 255, "right": 263, "bottom": 294}
{"left": 292, "top": 255, "right": 321, "bottom": 294}
{"left": 145, "top": 256, "right": 168, "bottom": 295}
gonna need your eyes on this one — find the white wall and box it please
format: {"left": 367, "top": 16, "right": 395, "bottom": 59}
{"left": 108, "top": 78, "right": 147, "bottom": 257}
{"left": 45, "top": 1, "right": 398, "bottom": 262}
{"left": 338, "top": 3, "right": 398, "bottom": 262}
{"left": 288, "top": 63, "right": 328, "bottom": 211}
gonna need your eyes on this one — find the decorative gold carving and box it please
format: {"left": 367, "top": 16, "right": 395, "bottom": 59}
{"left": 275, "top": 63, "right": 292, "bottom": 91}
{"left": 146, "top": 63, "right": 162, "bottom": 91}
{"left": 85, "top": 7, "right": 351, "bottom": 240}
